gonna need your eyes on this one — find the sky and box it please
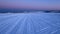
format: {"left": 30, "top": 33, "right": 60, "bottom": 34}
{"left": 0, "top": 0, "right": 60, "bottom": 10}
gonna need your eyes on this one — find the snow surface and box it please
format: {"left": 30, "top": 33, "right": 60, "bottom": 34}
{"left": 0, "top": 13, "right": 60, "bottom": 34}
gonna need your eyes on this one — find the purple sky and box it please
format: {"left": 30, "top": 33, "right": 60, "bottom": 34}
{"left": 0, "top": 0, "right": 60, "bottom": 10}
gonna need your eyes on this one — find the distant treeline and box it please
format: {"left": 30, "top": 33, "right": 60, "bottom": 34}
{"left": 0, "top": 9, "right": 60, "bottom": 13}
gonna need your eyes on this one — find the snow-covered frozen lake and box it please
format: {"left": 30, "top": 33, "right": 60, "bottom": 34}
{"left": 0, "top": 13, "right": 60, "bottom": 34}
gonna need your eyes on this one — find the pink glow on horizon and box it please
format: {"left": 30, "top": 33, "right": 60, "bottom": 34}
{"left": 0, "top": 2, "right": 60, "bottom": 10}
